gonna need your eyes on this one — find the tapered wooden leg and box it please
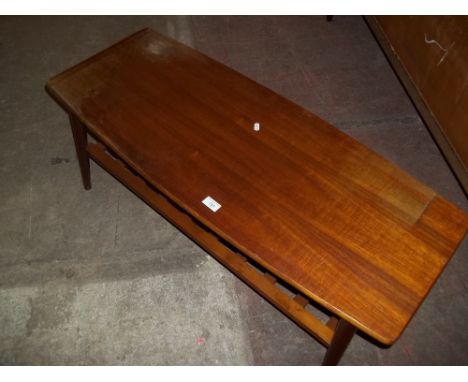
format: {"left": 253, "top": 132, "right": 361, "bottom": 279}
{"left": 69, "top": 114, "right": 91, "bottom": 190}
{"left": 322, "top": 319, "right": 356, "bottom": 366}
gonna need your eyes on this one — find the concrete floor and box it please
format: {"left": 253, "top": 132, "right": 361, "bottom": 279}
{"left": 0, "top": 16, "right": 467, "bottom": 365}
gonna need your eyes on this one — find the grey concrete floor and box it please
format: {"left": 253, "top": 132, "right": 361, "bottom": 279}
{"left": 0, "top": 16, "right": 467, "bottom": 365}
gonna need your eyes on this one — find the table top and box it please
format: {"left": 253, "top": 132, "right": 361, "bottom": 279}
{"left": 46, "top": 28, "right": 468, "bottom": 345}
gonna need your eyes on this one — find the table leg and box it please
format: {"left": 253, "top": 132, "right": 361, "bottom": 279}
{"left": 69, "top": 114, "right": 91, "bottom": 190}
{"left": 322, "top": 319, "right": 356, "bottom": 366}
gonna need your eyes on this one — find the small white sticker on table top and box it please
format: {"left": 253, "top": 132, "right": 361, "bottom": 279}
{"left": 202, "top": 196, "right": 222, "bottom": 212}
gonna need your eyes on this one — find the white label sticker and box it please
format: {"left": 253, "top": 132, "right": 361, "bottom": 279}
{"left": 202, "top": 196, "right": 222, "bottom": 212}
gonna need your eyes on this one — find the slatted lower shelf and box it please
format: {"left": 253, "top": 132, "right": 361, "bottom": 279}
{"left": 87, "top": 142, "right": 336, "bottom": 347}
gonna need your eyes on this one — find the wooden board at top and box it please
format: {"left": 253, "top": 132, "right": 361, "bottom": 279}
{"left": 46, "top": 28, "right": 468, "bottom": 345}
{"left": 367, "top": 16, "right": 468, "bottom": 193}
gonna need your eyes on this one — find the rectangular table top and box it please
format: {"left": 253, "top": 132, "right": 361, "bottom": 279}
{"left": 46, "top": 28, "right": 468, "bottom": 345}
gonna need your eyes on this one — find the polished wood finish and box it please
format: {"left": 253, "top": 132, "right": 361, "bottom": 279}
{"left": 69, "top": 114, "right": 91, "bottom": 190}
{"left": 367, "top": 16, "right": 468, "bottom": 194}
{"left": 46, "top": 28, "right": 467, "bottom": 356}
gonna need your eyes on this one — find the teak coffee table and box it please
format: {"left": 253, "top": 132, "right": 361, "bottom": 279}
{"left": 46, "top": 28, "right": 468, "bottom": 365}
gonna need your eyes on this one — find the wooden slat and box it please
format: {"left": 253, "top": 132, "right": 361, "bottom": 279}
{"left": 87, "top": 142, "right": 335, "bottom": 346}
{"left": 293, "top": 294, "right": 309, "bottom": 308}
{"left": 327, "top": 316, "right": 339, "bottom": 331}
{"left": 264, "top": 273, "right": 277, "bottom": 284}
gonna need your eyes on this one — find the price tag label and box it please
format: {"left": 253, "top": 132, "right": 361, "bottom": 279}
{"left": 202, "top": 196, "right": 222, "bottom": 212}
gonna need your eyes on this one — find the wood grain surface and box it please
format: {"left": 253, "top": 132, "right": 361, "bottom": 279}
{"left": 367, "top": 16, "right": 468, "bottom": 193}
{"left": 46, "top": 28, "right": 468, "bottom": 345}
